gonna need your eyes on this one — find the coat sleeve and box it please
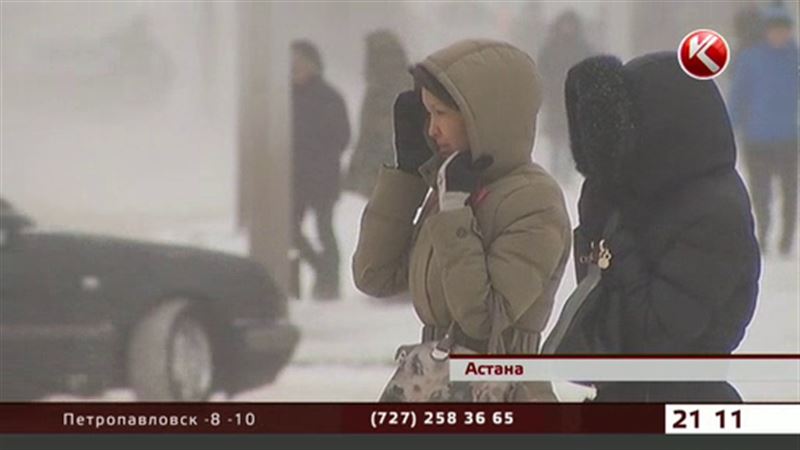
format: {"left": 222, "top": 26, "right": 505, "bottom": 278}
{"left": 352, "top": 167, "right": 429, "bottom": 297}
{"left": 425, "top": 184, "right": 571, "bottom": 339}
{"left": 324, "top": 92, "right": 351, "bottom": 155}
{"left": 597, "top": 204, "right": 757, "bottom": 352}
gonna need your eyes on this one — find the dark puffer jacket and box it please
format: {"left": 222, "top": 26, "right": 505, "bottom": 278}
{"left": 557, "top": 52, "right": 760, "bottom": 402}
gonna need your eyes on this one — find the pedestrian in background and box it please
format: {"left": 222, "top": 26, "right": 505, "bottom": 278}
{"left": 290, "top": 40, "right": 351, "bottom": 300}
{"left": 344, "top": 30, "right": 411, "bottom": 198}
{"left": 729, "top": 4, "right": 798, "bottom": 256}
{"left": 538, "top": 10, "right": 594, "bottom": 186}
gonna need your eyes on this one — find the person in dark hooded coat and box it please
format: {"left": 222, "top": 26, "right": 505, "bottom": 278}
{"left": 554, "top": 52, "right": 761, "bottom": 402}
{"left": 290, "top": 40, "right": 351, "bottom": 300}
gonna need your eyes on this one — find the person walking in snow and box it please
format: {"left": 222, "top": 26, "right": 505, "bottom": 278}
{"left": 352, "top": 39, "right": 571, "bottom": 401}
{"left": 729, "top": 4, "right": 798, "bottom": 256}
{"left": 550, "top": 52, "right": 761, "bottom": 402}
{"left": 290, "top": 40, "right": 351, "bottom": 300}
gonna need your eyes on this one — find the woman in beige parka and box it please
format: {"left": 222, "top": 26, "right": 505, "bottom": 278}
{"left": 352, "top": 40, "right": 571, "bottom": 400}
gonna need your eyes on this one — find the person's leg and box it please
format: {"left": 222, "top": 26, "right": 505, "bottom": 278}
{"left": 743, "top": 146, "right": 773, "bottom": 251}
{"left": 777, "top": 141, "right": 798, "bottom": 255}
{"left": 312, "top": 199, "right": 340, "bottom": 300}
{"left": 291, "top": 195, "right": 318, "bottom": 299}
{"left": 289, "top": 198, "right": 304, "bottom": 299}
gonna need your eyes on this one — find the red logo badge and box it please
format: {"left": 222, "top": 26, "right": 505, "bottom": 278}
{"left": 678, "top": 29, "right": 730, "bottom": 80}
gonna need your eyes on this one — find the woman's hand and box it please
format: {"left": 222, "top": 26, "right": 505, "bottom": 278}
{"left": 393, "top": 90, "right": 431, "bottom": 175}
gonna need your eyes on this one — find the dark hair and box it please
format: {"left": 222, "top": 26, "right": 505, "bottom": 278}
{"left": 291, "top": 40, "right": 323, "bottom": 72}
{"left": 763, "top": 2, "right": 793, "bottom": 28}
{"left": 410, "top": 64, "right": 459, "bottom": 110}
{"left": 765, "top": 16, "right": 793, "bottom": 28}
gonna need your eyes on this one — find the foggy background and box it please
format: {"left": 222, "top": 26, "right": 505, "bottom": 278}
{"left": 1, "top": 1, "right": 798, "bottom": 401}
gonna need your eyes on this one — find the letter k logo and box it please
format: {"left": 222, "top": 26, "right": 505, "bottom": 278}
{"left": 688, "top": 34, "right": 720, "bottom": 73}
{"left": 678, "top": 29, "right": 730, "bottom": 80}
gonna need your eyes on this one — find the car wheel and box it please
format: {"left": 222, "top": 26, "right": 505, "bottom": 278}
{"left": 128, "top": 298, "right": 215, "bottom": 401}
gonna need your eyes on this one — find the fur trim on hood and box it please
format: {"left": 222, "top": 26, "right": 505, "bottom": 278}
{"left": 565, "top": 52, "right": 736, "bottom": 200}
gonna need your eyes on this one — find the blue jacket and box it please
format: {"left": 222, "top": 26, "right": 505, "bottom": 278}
{"left": 728, "top": 42, "right": 798, "bottom": 144}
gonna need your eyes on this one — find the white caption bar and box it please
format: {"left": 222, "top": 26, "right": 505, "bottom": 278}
{"left": 665, "top": 404, "right": 800, "bottom": 434}
{"left": 449, "top": 358, "right": 800, "bottom": 382}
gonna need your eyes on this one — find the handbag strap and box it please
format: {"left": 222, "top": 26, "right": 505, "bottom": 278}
{"left": 431, "top": 322, "right": 458, "bottom": 361}
{"left": 540, "top": 211, "right": 621, "bottom": 355}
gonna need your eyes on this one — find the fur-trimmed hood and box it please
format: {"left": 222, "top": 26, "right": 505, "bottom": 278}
{"left": 565, "top": 51, "right": 737, "bottom": 200}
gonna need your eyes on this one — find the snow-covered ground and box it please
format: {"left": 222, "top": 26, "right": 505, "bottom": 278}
{"left": 43, "top": 179, "right": 800, "bottom": 403}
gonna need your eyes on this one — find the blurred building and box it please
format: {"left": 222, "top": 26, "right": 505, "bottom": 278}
{"left": 3, "top": 1, "right": 796, "bottom": 292}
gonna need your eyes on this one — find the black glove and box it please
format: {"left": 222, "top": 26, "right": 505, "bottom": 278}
{"left": 437, "top": 151, "right": 493, "bottom": 210}
{"left": 393, "top": 90, "right": 431, "bottom": 175}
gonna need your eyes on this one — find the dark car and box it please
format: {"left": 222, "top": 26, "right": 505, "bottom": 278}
{"left": 0, "top": 199, "right": 299, "bottom": 401}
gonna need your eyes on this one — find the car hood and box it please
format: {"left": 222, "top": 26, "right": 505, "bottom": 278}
{"left": 15, "top": 230, "right": 288, "bottom": 321}
{"left": 27, "top": 230, "right": 250, "bottom": 265}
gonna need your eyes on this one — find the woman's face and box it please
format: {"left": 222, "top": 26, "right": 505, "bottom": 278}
{"left": 421, "top": 88, "right": 469, "bottom": 157}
